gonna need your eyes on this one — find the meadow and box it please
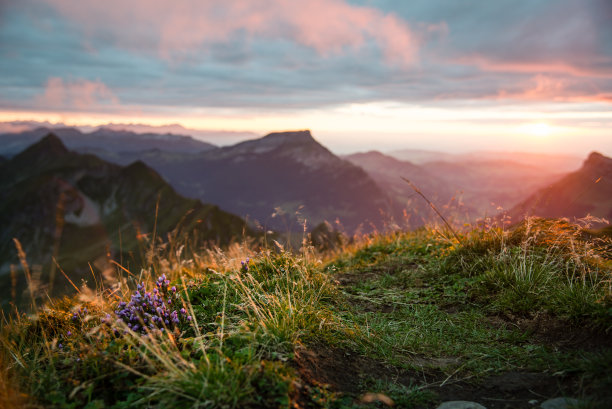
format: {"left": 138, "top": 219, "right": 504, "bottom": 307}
{"left": 1, "top": 217, "right": 610, "bottom": 409}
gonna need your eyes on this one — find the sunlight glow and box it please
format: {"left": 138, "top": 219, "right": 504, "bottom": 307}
{"left": 520, "top": 122, "right": 553, "bottom": 138}
{"left": 1, "top": 105, "right": 611, "bottom": 156}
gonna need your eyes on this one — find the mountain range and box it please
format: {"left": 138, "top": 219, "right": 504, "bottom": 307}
{"left": 1, "top": 128, "right": 392, "bottom": 232}
{"left": 0, "top": 126, "right": 216, "bottom": 159}
{"left": 2, "top": 126, "right": 609, "bottom": 234}
{"left": 0, "top": 134, "right": 251, "bottom": 308}
{"left": 388, "top": 148, "right": 583, "bottom": 172}
{"left": 344, "top": 150, "right": 568, "bottom": 222}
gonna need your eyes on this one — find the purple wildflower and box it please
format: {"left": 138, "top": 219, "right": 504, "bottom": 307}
{"left": 113, "top": 275, "right": 187, "bottom": 335}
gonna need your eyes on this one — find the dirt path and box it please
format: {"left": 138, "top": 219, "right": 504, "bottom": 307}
{"left": 290, "top": 266, "right": 611, "bottom": 408}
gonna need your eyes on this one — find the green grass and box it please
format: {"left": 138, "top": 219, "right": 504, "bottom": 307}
{"left": 1, "top": 218, "right": 611, "bottom": 408}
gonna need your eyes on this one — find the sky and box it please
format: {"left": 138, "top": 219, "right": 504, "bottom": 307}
{"left": 0, "top": 0, "right": 611, "bottom": 155}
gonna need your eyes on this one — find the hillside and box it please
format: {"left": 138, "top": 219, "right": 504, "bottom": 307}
{"left": 1, "top": 219, "right": 610, "bottom": 409}
{"left": 0, "top": 134, "right": 252, "bottom": 308}
{"left": 141, "top": 130, "right": 392, "bottom": 232}
{"left": 508, "top": 152, "right": 612, "bottom": 224}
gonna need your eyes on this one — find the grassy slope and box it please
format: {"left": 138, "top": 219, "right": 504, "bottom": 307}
{"left": 1, "top": 218, "right": 611, "bottom": 409}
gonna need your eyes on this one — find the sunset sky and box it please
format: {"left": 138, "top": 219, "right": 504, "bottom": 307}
{"left": 1, "top": 0, "right": 611, "bottom": 155}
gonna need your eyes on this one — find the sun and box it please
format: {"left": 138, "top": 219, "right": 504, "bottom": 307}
{"left": 520, "top": 122, "right": 552, "bottom": 138}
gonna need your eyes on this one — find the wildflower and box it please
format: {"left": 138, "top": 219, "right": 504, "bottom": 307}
{"left": 114, "top": 275, "right": 187, "bottom": 335}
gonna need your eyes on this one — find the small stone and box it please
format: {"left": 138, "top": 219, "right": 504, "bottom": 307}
{"left": 540, "top": 397, "right": 580, "bottom": 409}
{"left": 436, "top": 401, "right": 487, "bottom": 409}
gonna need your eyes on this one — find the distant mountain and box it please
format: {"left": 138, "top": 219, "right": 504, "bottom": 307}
{"left": 0, "top": 126, "right": 216, "bottom": 159}
{"left": 345, "top": 150, "right": 569, "bottom": 222}
{"left": 140, "top": 130, "right": 391, "bottom": 232}
{"left": 508, "top": 152, "right": 612, "bottom": 224}
{"left": 420, "top": 159, "right": 565, "bottom": 215}
{"left": 385, "top": 149, "right": 459, "bottom": 165}
{"left": 344, "top": 151, "right": 459, "bottom": 226}
{"left": 0, "top": 134, "right": 251, "bottom": 308}
{"left": 0, "top": 120, "right": 258, "bottom": 147}
{"left": 388, "top": 149, "right": 583, "bottom": 172}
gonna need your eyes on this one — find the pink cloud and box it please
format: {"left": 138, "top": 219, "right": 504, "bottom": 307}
{"left": 497, "top": 75, "right": 566, "bottom": 100}
{"left": 35, "top": 77, "right": 120, "bottom": 110}
{"left": 495, "top": 74, "right": 611, "bottom": 103}
{"left": 456, "top": 55, "right": 612, "bottom": 78}
{"left": 41, "top": 0, "right": 420, "bottom": 66}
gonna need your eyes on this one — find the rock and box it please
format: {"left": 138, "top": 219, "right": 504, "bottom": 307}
{"left": 436, "top": 401, "right": 487, "bottom": 409}
{"left": 540, "top": 397, "right": 580, "bottom": 409}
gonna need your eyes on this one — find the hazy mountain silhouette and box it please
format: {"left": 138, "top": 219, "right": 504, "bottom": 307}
{"left": 418, "top": 159, "right": 566, "bottom": 215}
{"left": 0, "top": 126, "right": 216, "bottom": 159}
{"left": 388, "top": 149, "right": 583, "bottom": 172}
{"left": 508, "top": 152, "right": 612, "bottom": 225}
{"left": 345, "top": 150, "right": 571, "bottom": 223}
{"left": 344, "top": 151, "right": 459, "bottom": 226}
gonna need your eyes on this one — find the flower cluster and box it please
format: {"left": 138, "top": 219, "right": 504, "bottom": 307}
{"left": 240, "top": 257, "right": 250, "bottom": 273}
{"left": 71, "top": 307, "right": 88, "bottom": 322}
{"left": 114, "top": 274, "right": 190, "bottom": 335}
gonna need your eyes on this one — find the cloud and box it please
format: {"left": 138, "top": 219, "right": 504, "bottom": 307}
{"left": 40, "top": 0, "right": 421, "bottom": 66}
{"left": 2, "top": 0, "right": 610, "bottom": 112}
{"left": 35, "top": 77, "right": 120, "bottom": 110}
{"left": 455, "top": 55, "right": 612, "bottom": 79}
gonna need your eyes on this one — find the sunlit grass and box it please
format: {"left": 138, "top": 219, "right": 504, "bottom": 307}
{"left": 1, "top": 217, "right": 611, "bottom": 408}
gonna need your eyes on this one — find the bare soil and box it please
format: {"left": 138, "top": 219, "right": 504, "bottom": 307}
{"left": 486, "top": 312, "right": 611, "bottom": 351}
{"left": 291, "top": 342, "right": 583, "bottom": 409}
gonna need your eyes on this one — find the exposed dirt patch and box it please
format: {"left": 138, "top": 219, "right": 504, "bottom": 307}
{"left": 291, "top": 343, "right": 583, "bottom": 409}
{"left": 487, "top": 312, "right": 611, "bottom": 351}
{"left": 429, "top": 371, "right": 575, "bottom": 409}
{"left": 293, "top": 344, "right": 392, "bottom": 394}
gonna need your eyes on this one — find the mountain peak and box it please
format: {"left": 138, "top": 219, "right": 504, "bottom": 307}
{"left": 14, "top": 133, "right": 69, "bottom": 162}
{"left": 217, "top": 129, "right": 324, "bottom": 159}
{"left": 262, "top": 130, "right": 313, "bottom": 143}
{"left": 584, "top": 151, "right": 611, "bottom": 168}
{"left": 35, "top": 133, "right": 69, "bottom": 153}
